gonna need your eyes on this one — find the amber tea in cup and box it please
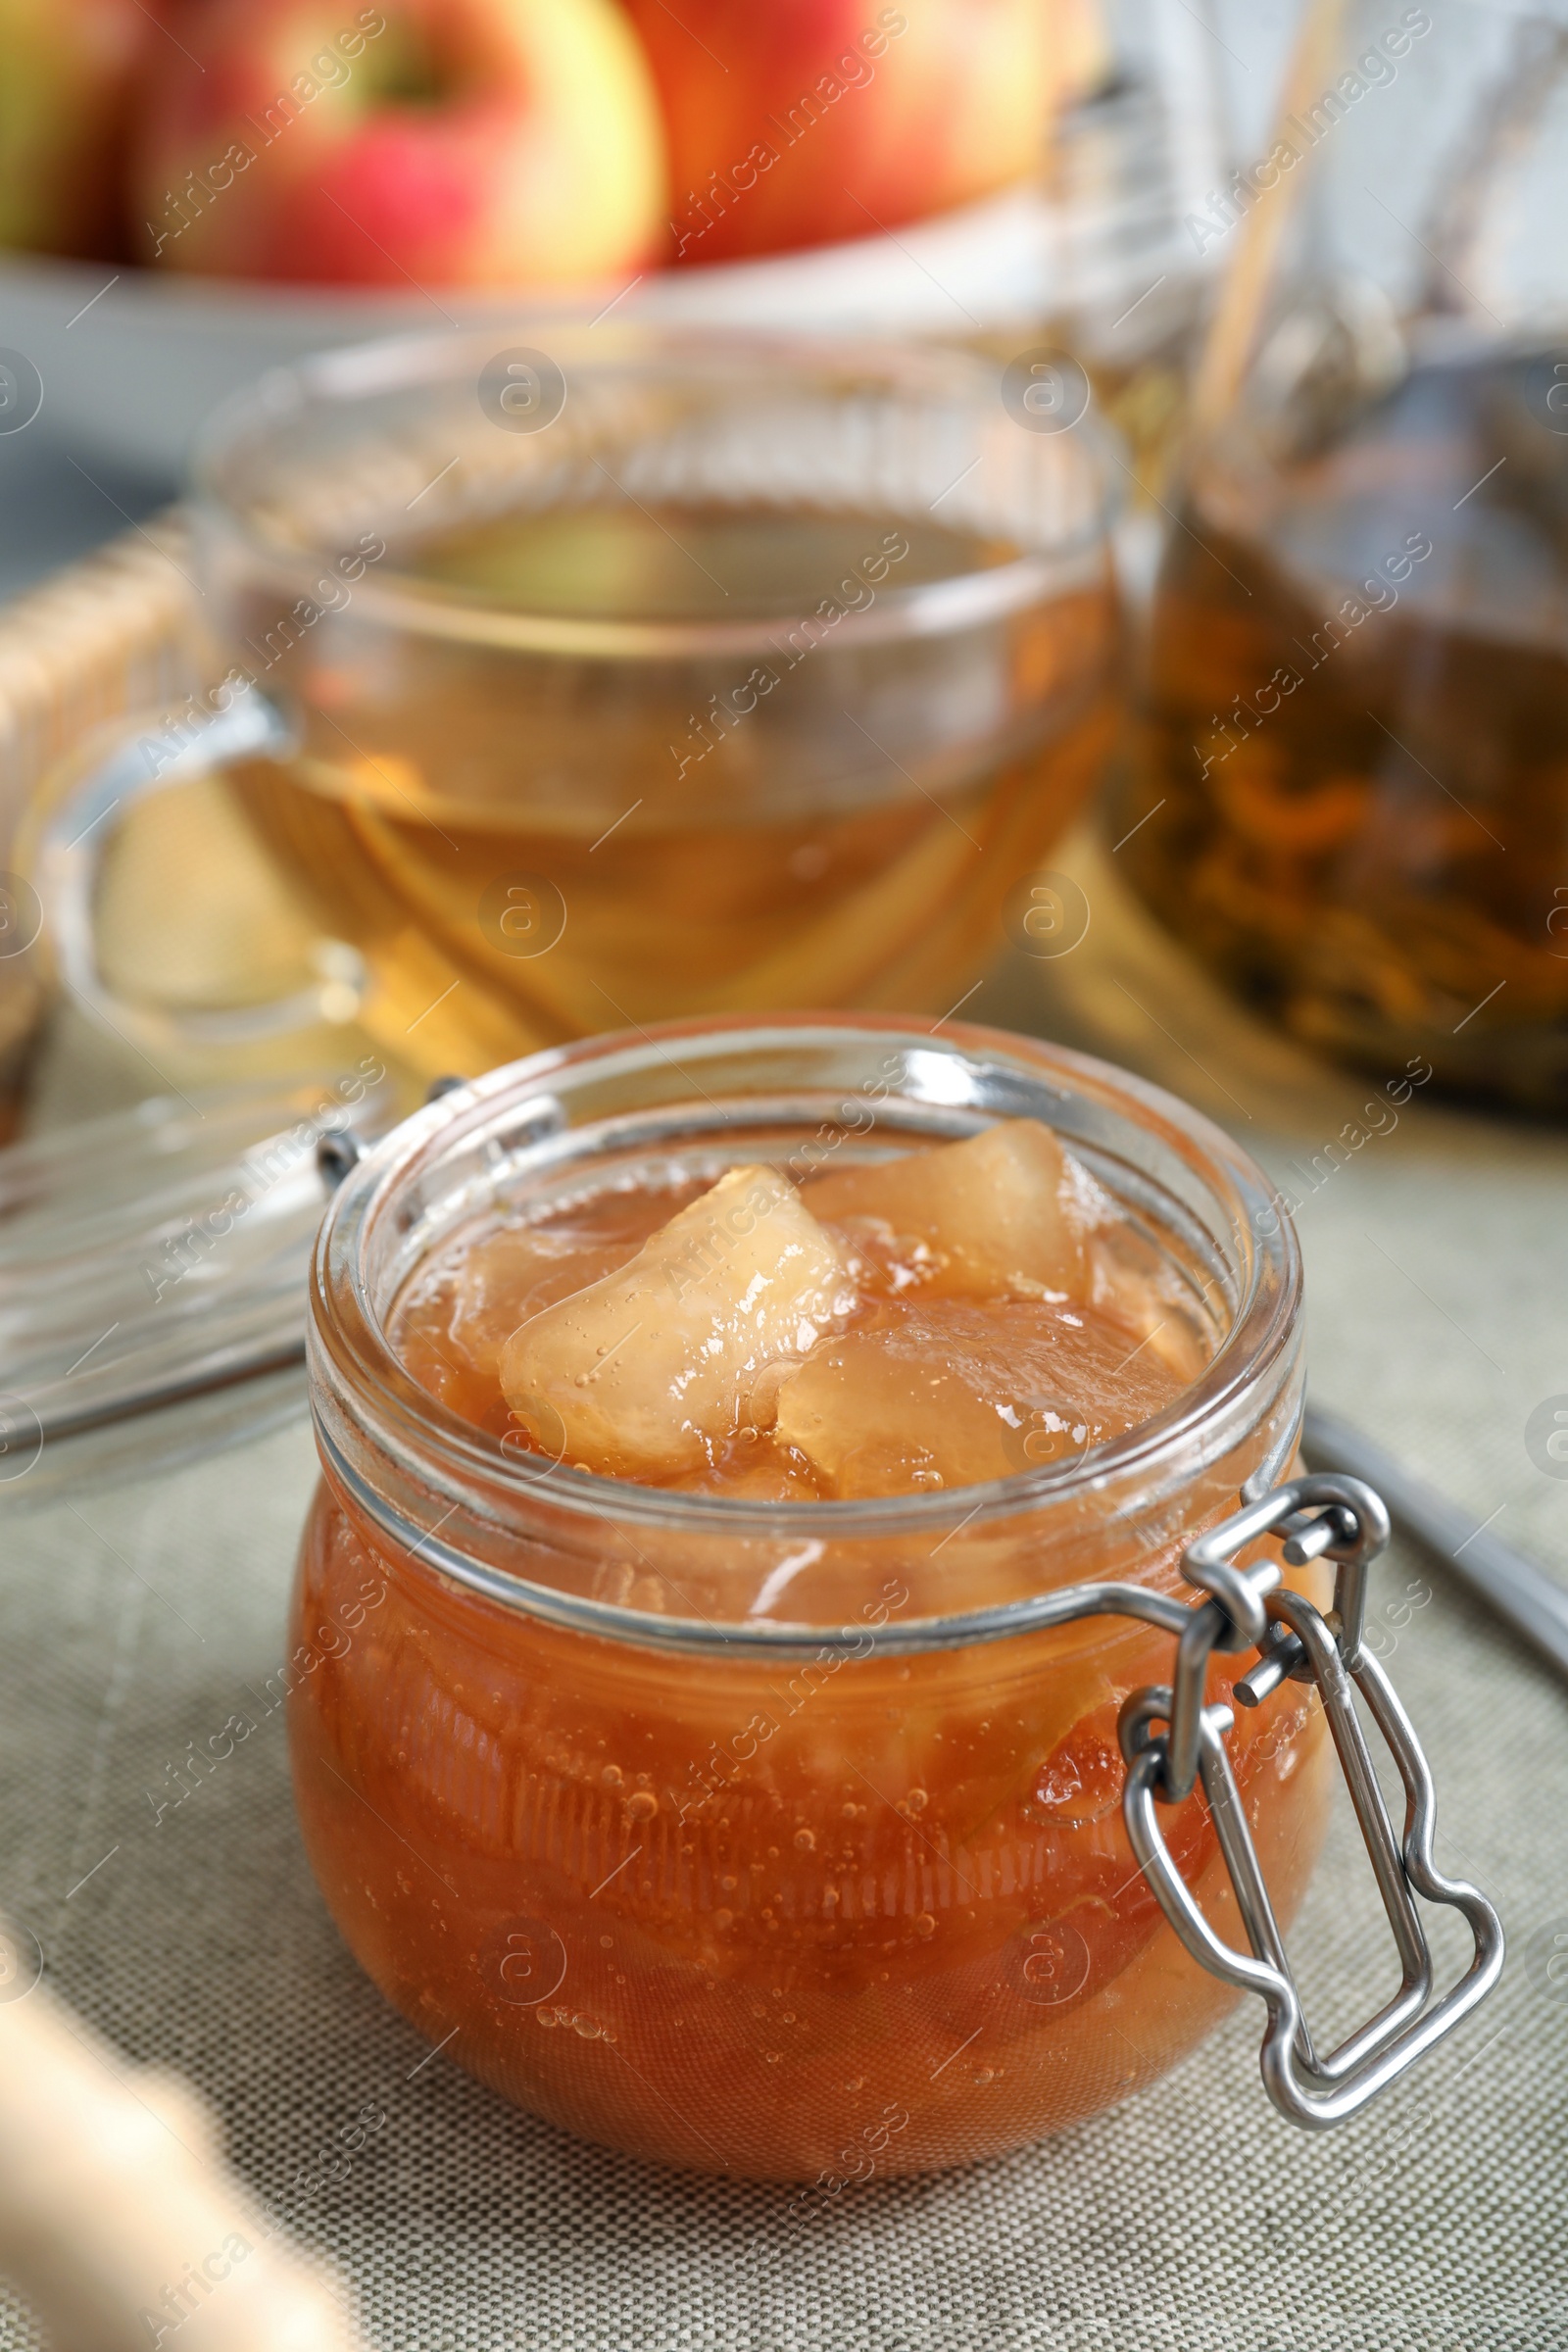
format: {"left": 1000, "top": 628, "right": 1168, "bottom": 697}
{"left": 36, "top": 329, "right": 1120, "bottom": 1085}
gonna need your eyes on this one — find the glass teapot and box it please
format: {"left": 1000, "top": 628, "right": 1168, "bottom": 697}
{"left": 1113, "top": 0, "right": 1568, "bottom": 1111}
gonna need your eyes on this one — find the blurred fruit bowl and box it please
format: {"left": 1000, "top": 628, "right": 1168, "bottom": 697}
{"left": 1, "top": 185, "right": 1058, "bottom": 479}
{"left": 0, "top": 0, "right": 1106, "bottom": 474}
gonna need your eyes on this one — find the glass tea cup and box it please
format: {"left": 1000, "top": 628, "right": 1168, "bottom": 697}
{"left": 30, "top": 327, "right": 1122, "bottom": 1089}
{"left": 1113, "top": 0, "right": 1568, "bottom": 1110}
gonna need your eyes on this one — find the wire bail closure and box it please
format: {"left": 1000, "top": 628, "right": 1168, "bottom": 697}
{"left": 1117, "top": 1475, "right": 1503, "bottom": 2128}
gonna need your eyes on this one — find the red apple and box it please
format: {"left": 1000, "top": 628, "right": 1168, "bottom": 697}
{"left": 128, "top": 0, "right": 668, "bottom": 287}
{"left": 624, "top": 0, "right": 1101, "bottom": 267}
{"left": 0, "top": 0, "right": 151, "bottom": 257}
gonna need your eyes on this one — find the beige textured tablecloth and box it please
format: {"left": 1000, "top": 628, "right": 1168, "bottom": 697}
{"left": 3, "top": 831, "right": 1565, "bottom": 2351}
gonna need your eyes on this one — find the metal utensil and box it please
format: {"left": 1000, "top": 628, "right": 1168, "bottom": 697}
{"left": 1303, "top": 1401, "right": 1568, "bottom": 1687}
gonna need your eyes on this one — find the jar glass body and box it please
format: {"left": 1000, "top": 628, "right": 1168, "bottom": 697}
{"left": 1115, "top": 0, "right": 1568, "bottom": 1109}
{"left": 291, "top": 1016, "right": 1326, "bottom": 2179}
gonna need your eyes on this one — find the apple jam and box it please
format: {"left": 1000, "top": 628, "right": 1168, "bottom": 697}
{"left": 392, "top": 1119, "right": 1211, "bottom": 1498}
{"left": 290, "top": 1021, "right": 1326, "bottom": 2179}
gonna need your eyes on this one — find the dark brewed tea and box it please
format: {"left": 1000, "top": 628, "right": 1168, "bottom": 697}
{"left": 1118, "top": 348, "right": 1568, "bottom": 1107}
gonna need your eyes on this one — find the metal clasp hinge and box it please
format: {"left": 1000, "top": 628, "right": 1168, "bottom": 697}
{"left": 1118, "top": 1475, "right": 1504, "bottom": 2129}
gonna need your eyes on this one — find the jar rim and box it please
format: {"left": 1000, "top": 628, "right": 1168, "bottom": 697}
{"left": 309, "top": 1016, "right": 1301, "bottom": 1638}
{"left": 190, "top": 324, "right": 1120, "bottom": 664}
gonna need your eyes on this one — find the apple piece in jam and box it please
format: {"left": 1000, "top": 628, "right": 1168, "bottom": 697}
{"left": 400, "top": 1121, "right": 1209, "bottom": 1496}
{"left": 801, "top": 1117, "right": 1103, "bottom": 1301}
{"left": 1088, "top": 1229, "right": 1211, "bottom": 1387}
{"left": 772, "top": 1298, "right": 1180, "bottom": 1495}
{"left": 498, "top": 1164, "right": 854, "bottom": 1478}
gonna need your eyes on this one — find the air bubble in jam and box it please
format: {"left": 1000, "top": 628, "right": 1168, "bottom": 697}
{"left": 1029, "top": 1711, "right": 1126, "bottom": 1827}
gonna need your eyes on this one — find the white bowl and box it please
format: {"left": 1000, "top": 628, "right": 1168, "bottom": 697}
{"left": 2, "top": 189, "right": 1059, "bottom": 481}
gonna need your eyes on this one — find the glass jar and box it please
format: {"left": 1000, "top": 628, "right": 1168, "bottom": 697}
{"left": 290, "top": 1014, "right": 1326, "bottom": 2180}
{"left": 1113, "top": 0, "right": 1568, "bottom": 1111}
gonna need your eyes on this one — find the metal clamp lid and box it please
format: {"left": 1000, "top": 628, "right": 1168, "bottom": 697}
{"left": 1119, "top": 1475, "right": 1503, "bottom": 2129}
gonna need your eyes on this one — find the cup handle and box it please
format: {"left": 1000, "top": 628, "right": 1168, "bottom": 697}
{"left": 28, "top": 683, "right": 358, "bottom": 1054}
